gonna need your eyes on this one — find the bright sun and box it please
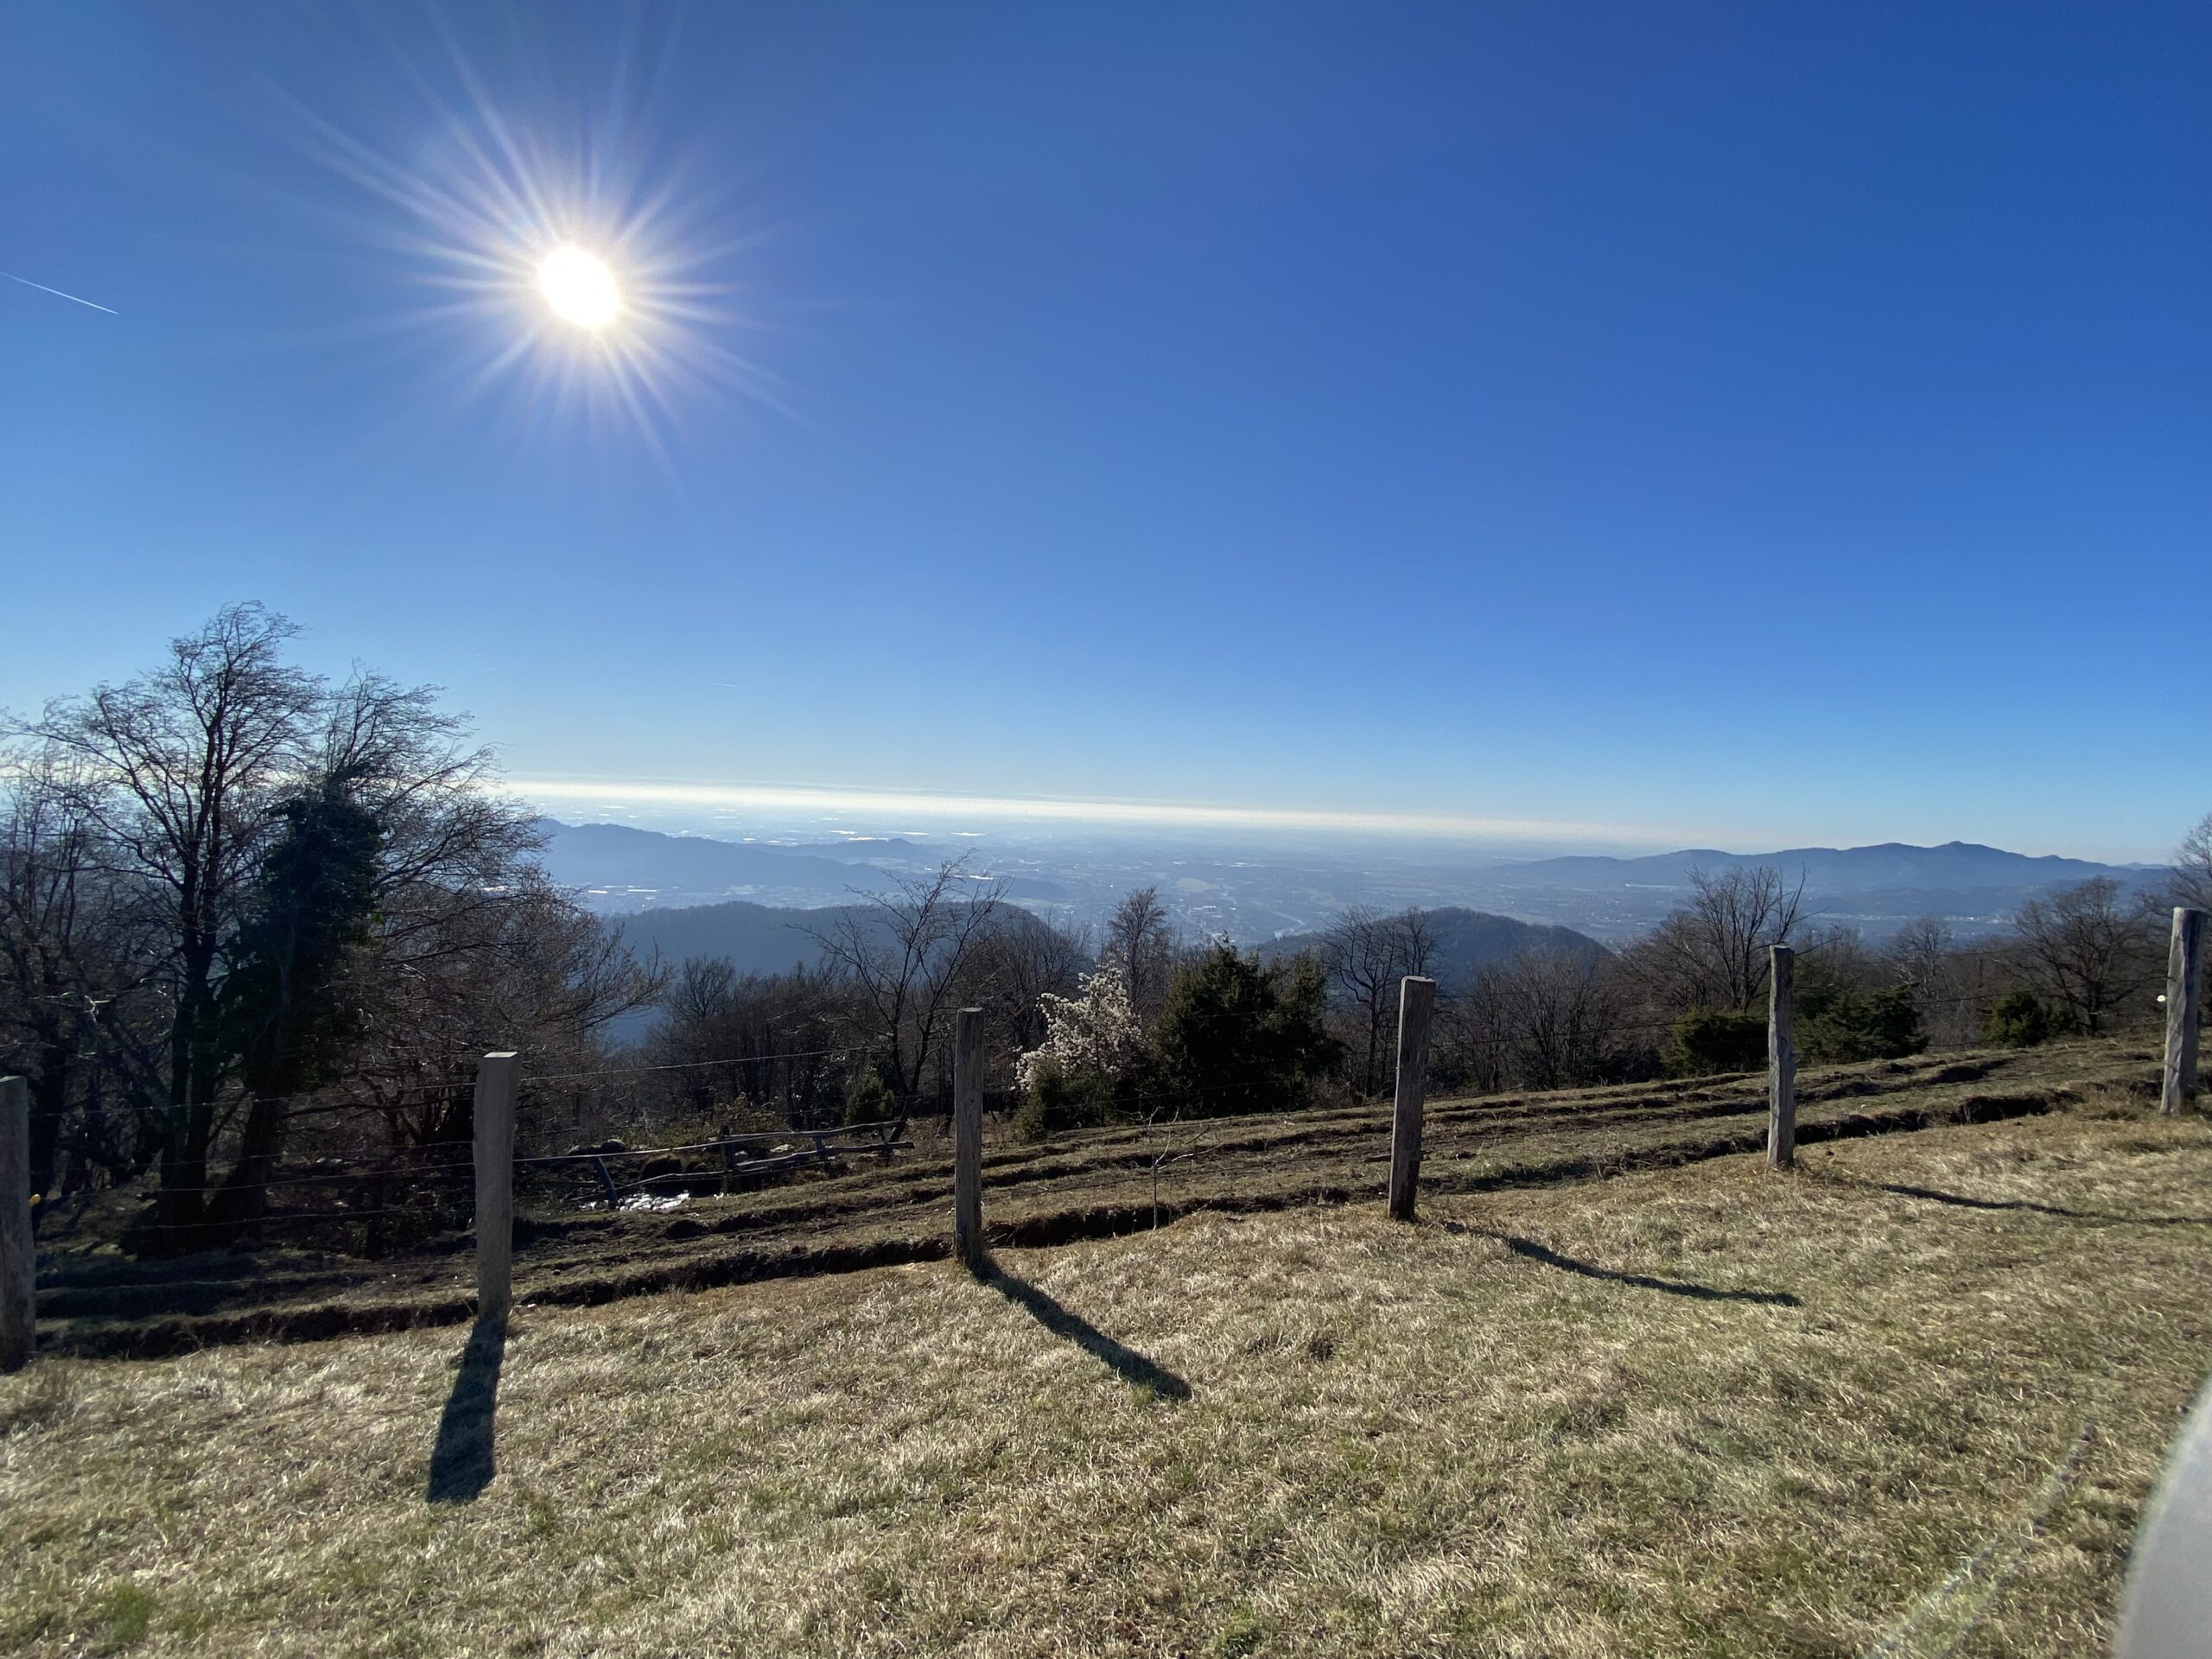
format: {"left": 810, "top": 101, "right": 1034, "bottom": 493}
{"left": 537, "top": 247, "right": 620, "bottom": 328}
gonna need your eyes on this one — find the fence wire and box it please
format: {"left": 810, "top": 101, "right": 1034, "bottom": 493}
{"left": 23, "top": 980, "right": 2157, "bottom": 1272}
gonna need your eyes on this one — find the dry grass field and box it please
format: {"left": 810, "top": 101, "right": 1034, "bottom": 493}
{"left": 6, "top": 1070, "right": 2210, "bottom": 1657}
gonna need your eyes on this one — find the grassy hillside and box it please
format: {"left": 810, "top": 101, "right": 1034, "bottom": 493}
{"left": 31, "top": 1041, "right": 2158, "bottom": 1358}
{"left": 6, "top": 1096, "right": 2209, "bottom": 1656}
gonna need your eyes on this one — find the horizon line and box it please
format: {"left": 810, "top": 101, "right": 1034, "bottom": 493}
{"left": 500, "top": 775, "right": 2174, "bottom": 865}
{"left": 505, "top": 774, "right": 1694, "bottom": 849}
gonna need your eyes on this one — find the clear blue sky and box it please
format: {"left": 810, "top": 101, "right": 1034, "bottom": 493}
{"left": 3, "top": 3, "right": 2205, "bottom": 861}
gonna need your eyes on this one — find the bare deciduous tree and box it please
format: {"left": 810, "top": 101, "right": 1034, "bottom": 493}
{"left": 1463, "top": 948, "right": 1630, "bottom": 1093}
{"left": 806, "top": 855, "right": 1006, "bottom": 1110}
{"left": 18, "top": 604, "right": 323, "bottom": 1231}
{"left": 641, "top": 956, "right": 851, "bottom": 1130}
{"left": 209, "top": 670, "right": 561, "bottom": 1220}
{"left": 0, "top": 753, "right": 145, "bottom": 1199}
{"left": 1104, "top": 887, "right": 1175, "bottom": 1025}
{"left": 6, "top": 608, "right": 663, "bottom": 1242}
{"left": 1320, "top": 906, "right": 1442, "bottom": 1095}
{"left": 1885, "top": 915, "right": 1954, "bottom": 996}
{"left": 1620, "top": 864, "right": 1807, "bottom": 1014}
{"left": 1881, "top": 913, "right": 1993, "bottom": 1047}
{"left": 1430, "top": 983, "right": 1507, "bottom": 1097}
{"left": 2175, "top": 811, "right": 2212, "bottom": 915}
{"left": 356, "top": 866, "right": 664, "bottom": 1151}
{"left": 969, "top": 911, "right": 1088, "bottom": 1056}
{"left": 2010, "top": 876, "right": 2164, "bottom": 1036}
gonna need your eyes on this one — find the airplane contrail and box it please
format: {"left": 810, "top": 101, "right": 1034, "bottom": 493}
{"left": 3, "top": 271, "right": 118, "bottom": 315}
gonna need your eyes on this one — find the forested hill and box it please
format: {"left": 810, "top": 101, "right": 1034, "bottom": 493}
{"left": 607, "top": 898, "right": 1062, "bottom": 977}
{"left": 613, "top": 897, "right": 1603, "bottom": 987}
{"left": 1262, "top": 907, "right": 1605, "bottom": 985}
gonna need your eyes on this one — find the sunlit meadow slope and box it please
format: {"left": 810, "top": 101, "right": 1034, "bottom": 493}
{"left": 7, "top": 1096, "right": 2211, "bottom": 1657}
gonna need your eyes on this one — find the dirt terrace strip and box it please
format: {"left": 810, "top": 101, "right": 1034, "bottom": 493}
{"left": 33, "top": 1041, "right": 2157, "bottom": 1358}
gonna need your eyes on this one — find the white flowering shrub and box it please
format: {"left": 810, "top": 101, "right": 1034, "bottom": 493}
{"left": 1015, "top": 964, "right": 1144, "bottom": 1094}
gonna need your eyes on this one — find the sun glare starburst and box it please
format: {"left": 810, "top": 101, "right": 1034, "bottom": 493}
{"left": 537, "top": 247, "right": 620, "bottom": 328}
{"left": 259, "top": 10, "right": 780, "bottom": 467}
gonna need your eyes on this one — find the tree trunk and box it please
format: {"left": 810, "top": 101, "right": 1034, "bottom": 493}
{"left": 151, "top": 954, "right": 224, "bottom": 1248}
{"left": 26, "top": 1044, "right": 69, "bottom": 1206}
{"left": 204, "top": 1093, "right": 285, "bottom": 1234}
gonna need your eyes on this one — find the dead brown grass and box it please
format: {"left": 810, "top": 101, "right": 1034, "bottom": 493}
{"left": 5, "top": 1094, "right": 2209, "bottom": 1657}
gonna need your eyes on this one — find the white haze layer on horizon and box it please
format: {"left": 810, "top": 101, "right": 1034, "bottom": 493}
{"left": 505, "top": 775, "right": 1695, "bottom": 859}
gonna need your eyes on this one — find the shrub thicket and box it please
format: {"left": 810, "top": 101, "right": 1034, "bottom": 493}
{"left": 1799, "top": 984, "right": 1927, "bottom": 1064}
{"left": 1148, "top": 944, "right": 1342, "bottom": 1118}
{"left": 1010, "top": 1055, "right": 1122, "bottom": 1141}
{"left": 1982, "top": 988, "right": 2073, "bottom": 1048}
{"left": 1661, "top": 1008, "right": 1768, "bottom": 1077}
{"left": 842, "top": 1070, "right": 896, "bottom": 1126}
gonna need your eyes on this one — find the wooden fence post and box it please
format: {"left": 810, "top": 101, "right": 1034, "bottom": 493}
{"left": 953, "top": 1008, "right": 985, "bottom": 1269}
{"left": 474, "top": 1052, "right": 519, "bottom": 1322}
{"left": 1, "top": 1077, "right": 30, "bottom": 1372}
{"left": 2164, "top": 908, "right": 2206, "bottom": 1116}
{"left": 1387, "top": 976, "right": 1436, "bottom": 1223}
{"left": 1768, "top": 945, "right": 1797, "bottom": 1169}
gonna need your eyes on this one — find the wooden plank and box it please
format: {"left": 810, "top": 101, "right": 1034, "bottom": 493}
{"left": 0, "top": 1077, "right": 31, "bottom": 1371}
{"left": 474, "top": 1052, "right": 520, "bottom": 1322}
{"left": 1768, "top": 946, "right": 1797, "bottom": 1168}
{"left": 2164, "top": 908, "right": 2206, "bottom": 1116}
{"left": 1387, "top": 976, "right": 1437, "bottom": 1223}
{"left": 954, "top": 1007, "right": 985, "bottom": 1268}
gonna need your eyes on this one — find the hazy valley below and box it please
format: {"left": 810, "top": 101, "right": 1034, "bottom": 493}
{"left": 535, "top": 816, "right": 2157, "bottom": 953}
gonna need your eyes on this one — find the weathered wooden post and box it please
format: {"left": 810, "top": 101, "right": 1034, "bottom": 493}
{"left": 1768, "top": 945, "right": 1797, "bottom": 1169}
{"left": 474, "top": 1052, "right": 519, "bottom": 1322}
{"left": 953, "top": 1007, "right": 985, "bottom": 1269}
{"left": 1, "top": 1077, "right": 31, "bottom": 1371}
{"left": 1386, "top": 976, "right": 1437, "bottom": 1223}
{"left": 2163, "top": 908, "right": 2205, "bottom": 1116}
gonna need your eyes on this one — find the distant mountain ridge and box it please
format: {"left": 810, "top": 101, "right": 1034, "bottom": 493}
{"left": 543, "top": 819, "right": 2150, "bottom": 956}
{"left": 533, "top": 819, "right": 896, "bottom": 912}
{"left": 1495, "top": 841, "right": 2134, "bottom": 893}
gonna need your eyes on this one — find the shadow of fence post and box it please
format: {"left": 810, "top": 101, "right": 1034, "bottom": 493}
{"left": 426, "top": 1313, "right": 509, "bottom": 1503}
{"left": 981, "top": 1262, "right": 1192, "bottom": 1400}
